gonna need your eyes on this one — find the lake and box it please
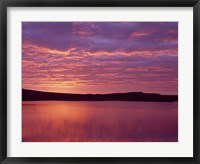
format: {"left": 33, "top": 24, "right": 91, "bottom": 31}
{"left": 22, "top": 101, "right": 178, "bottom": 142}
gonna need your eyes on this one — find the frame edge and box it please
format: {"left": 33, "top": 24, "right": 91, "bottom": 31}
{"left": 0, "top": 1, "right": 7, "bottom": 164}
{"left": 194, "top": 1, "right": 200, "bottom": 163}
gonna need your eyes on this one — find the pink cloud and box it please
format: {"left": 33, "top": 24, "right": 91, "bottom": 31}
{"left": 131, "top": 31, "right": 152, "bottom": 37}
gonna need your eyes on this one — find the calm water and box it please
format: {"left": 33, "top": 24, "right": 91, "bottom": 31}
{"left": 22, "top": 101, "right": 178, "bottom": 142}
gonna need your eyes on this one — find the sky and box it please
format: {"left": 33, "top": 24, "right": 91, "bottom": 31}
{"left": 22, "top": 22, "right": 178, "bottom": 95}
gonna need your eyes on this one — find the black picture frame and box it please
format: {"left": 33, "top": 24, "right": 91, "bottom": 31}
{"left": 0, "top": 0, "right": 199, "bottom": 163}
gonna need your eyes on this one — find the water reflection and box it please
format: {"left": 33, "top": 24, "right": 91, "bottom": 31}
{"left": 22, "top": 101, "right": 178, "bottom": 142}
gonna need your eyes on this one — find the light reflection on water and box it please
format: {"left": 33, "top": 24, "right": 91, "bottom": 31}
{"left": 22, "top": 101, "right": 178, "bottom": 142}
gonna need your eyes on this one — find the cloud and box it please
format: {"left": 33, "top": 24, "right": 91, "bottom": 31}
{"left": 131, "top": 31, "right": 152, "bottom": 37}
{"left": 22, "top": 22, "right": 178, "bottom": 94}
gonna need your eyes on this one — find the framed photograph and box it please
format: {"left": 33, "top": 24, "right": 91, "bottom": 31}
{"left": 0, "top": 0, "right": 199, "bottom": 163}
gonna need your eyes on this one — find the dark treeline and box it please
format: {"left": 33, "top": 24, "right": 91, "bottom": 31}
{"left": 22, "top": 89, "right": 178, "bottom": 102}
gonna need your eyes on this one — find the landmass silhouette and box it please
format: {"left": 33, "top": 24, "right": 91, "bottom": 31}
{"left": 22, "top": 89, "right": 178, "bottom": 102}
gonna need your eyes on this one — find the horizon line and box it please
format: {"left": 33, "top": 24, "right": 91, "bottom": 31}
{"left": 22, "top": 88, "right": 178, "bottom": 96}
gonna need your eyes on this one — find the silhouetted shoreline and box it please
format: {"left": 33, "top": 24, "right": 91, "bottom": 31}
{"left": 22, "top": 89, "right": 178, "bottom": 102}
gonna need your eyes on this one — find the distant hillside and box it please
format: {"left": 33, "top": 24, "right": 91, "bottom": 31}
{"left": 22, "top": 89, "right": 178, "bottom": 102}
